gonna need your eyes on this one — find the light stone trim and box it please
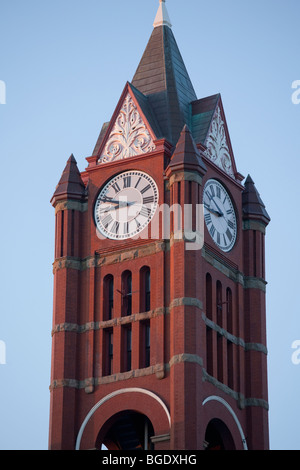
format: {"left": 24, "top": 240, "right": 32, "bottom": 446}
{"left": 52, "top": 308, "right": 165, "bottom": 337}
{"left": 50, "top": 355, "right": 269, "bottom": 412}
{"left": 75, "top": 388, "right": 171, "bottom": 450}
{"left": 52, "top": 298, "right": 204, "bottom": 337}
{"left": 202, "top": 312, "right": 268, "bottom": 355}
{"left": 54, "top": 200, "right": 88, "bottom": 214}
{"left": 169, "top": 297, "right": 203, "bottom": 310}
{"left": 168, "top": 171, "right": 203, "bottom": 187}
{"left": 52, "top": 241, "right": 165, "bottom": 273}
{"left": 244, "top": 276, "right": 267, "bottom": 292}
{"left": 168, "top": 353, "right": 203, "bottom": 368}
{"left": 151, "top": 434, "right": 170, "bottom": 444}
{"left": 202, "top": 396, "right": 248, "bottom": 450}
{"left": 243, "top": 219, "right": 266, "bottom": 234}
{"left": 202, "top": 245, "right": 267, "bottom": 292}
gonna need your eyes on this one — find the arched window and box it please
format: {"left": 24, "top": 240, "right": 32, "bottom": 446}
{"left": 103, "top": 275, "right": 114, "bottom": 320}
{"left": 122, "top": 271, "right": 132, "bottom": 316}
{"left": 140, "top": 267, "right": 151, "bottom": 312}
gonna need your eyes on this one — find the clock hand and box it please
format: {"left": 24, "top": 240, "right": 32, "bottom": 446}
{"left": 100, "top": 197, "right": 136, "bottom": 208}
{"left": 99, "top": 197, "right": 119, "bottom": 205}
{"left": 204, "top": 203, "right": 222, "bottom": 218}
{"left": 211, "top": 198, "right": 224, "bottom": 217}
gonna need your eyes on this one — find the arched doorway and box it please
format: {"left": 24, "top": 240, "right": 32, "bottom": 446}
{"left": 204, "top": 418, "right": 236, "bottom": 450}
{"left": 96, "top": 411, "right": 155, "bottom": 450}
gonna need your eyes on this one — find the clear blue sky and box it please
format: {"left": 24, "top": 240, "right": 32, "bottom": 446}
{"left": 0, "top": 0, "right": 299, "bottom": 450}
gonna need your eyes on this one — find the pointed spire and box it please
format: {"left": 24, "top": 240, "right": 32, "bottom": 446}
{"left": 167, "top": 125, "right": 207, "bottom": 174}
{"left": 153, "top": 0, "right": 172, "bottom": 29}
{"left": 132, "top": 3, "right": 197, "bottom": 145}
{"left": 242, "top": 175, "right": 270, "bottom": 226}
{"left": 51, "top": 154, "right": 85, "bottom": 206}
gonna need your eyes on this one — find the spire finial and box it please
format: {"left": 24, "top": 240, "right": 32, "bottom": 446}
{"left": 153, "top": 0, "right": 172, "bottom": 29}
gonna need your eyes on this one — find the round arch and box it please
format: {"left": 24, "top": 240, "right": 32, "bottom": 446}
{"left": 202, "top": 396, "right": 248, "bottom": 450}
{"left": 76, "top": 388, "right": 171, "bottom": 450}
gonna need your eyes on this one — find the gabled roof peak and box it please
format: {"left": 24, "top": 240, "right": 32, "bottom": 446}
{"left": 153, "top": 0, "right": 172, "bottom": 29}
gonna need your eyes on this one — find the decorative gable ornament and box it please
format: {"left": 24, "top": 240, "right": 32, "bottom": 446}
{"left": 204, "top": 106, "right": 235, "bottom": 179}
{"left": 98, "top": 93, "right": 156, "bottom": 164}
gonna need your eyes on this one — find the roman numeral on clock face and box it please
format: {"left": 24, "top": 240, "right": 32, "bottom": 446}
{"left": 112, "top": 182, "right": 121, "bottom": 194}
{"left": 228, "top": 220, "right": 235, "bottom": 230}
{"left": 111, "top": 221, "right": 120, "bottom": 235}
{"left": 143, "top": 196, "right": 154, "bottom": 204}
{"left": 140, "top": 206, "right": 151, "bottom": 218}
{"left": 102, "top": 214, "right": 113, "bottom": 229}
{"left": 124, "top": 222, "right": 129, "bottom": 234}
{"left": 204, "top": 213, "right": 212, "bottom": 225}
{"left": 141, "top": 184, "right": 151, "bottom": 194}
{"left": 123, "top": 176, "right": 131, "bottom": 188}
{"left": 209, "top": 225, "right": 216, "bottom": 238}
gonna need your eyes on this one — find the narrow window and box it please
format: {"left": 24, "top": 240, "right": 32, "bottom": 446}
{"left": 122, "top": 326, "right": 132, "bottom": 372}
{"left": 140, "top": 267, "right": 151, "bottom": 312}
{"left": 144, "top": 321, "right": 150, "bottom": 368}
{"left": 206, "top": 273, "right": 212, "bottom": 320}
{"left": 226, "top": 288, "right": 233, "bottom": 334}
{"left": 206, "top": 273, "right": 213, "bottom": 376}
{"left": 60, "top": 210, "right": 64, "bottom": 258}
{"left": 226, "top": 288, "right": 234, "bottom": 389}
{"left": 108, "top": 330, "right": 113, "bottom": 375}
{"left": 71, "top": 209, "right": 75, "bottom": 256}
{"left": 122, "top": 271, "right": 132, "bottom": 316}
{"left": 103, "top": 275, "right": 114, "bottom": 320}
{"left": 216, "top": 281, "right": 222, "bottom": 327}
{"left": 216, "top": 281, "right": 223, "bottom": 383}
{"left": 227, "top": 340, "right": 234, "bottom": 389}
{"left": 104, "top": 329, "right": 113, "bottom": 376}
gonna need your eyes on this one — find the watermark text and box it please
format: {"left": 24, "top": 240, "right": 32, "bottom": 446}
{"left": 0, "top": 80, "right": 6, "bottom": 105}
{"left": 0, "top": 340, "right": 6, "bottom": 365}
{"left": 292, "top": 80, "right": 300, "bottom": 105}
{"left": 291, "top": 340, "right": 300, "bottom": 365}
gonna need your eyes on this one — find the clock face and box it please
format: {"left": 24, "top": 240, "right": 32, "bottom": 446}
{"left": 203, "top": 179, "right": 237, "bottom": 252}
{"left": 94, "top": 170, "right": 159, "bottom": 240}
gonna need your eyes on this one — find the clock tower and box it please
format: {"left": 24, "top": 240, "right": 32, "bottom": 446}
{"left": 49, "top": 1, "right": 270, "bottom": 450}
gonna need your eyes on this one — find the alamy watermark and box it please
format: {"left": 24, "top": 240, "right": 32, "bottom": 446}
{"left": 291, "top": 80, "right": 300, "bottom": 105}
{"left": 291, "top": 340, "right": 300, "bottom": 365}
{"left": 96, "top": 202, "right": 205, "bottom": 251}
{"left": 0, "top": 340, "right": 6, "bottom": 365}
{"left": 0, "top": 80, "right": 6, "bottom": 105}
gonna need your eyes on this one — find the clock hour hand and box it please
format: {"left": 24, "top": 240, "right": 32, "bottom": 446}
{"left": 204, "top": 203, "right": 222, "bottom": 218}
{"left": 99, "top": 197, "right": 119, "bottom": 205}
{"left": 100, "top": 197, "right": 136, "bottom": 208}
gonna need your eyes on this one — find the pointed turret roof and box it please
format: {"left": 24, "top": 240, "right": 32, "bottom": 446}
{"left": 131, "top": 1, "right": 197, "bottom": 146}
{"left": 51, "top": 154, "right": 85, "bottom": 205}
{"left": 167, "top": 124, "right": 206, "bottom": 174}
{"left": 242, "top": 175, "right": 270, "bottom": 225}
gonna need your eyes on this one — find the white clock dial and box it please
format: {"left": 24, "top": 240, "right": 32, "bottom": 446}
{"left": 94, "top": 170, "right": 159, "bottom": 240}
{"left": 203, "top": 179, "right": 237, "bottom": 252}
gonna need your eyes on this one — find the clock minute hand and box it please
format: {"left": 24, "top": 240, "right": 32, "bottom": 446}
{"left": 211, "top": 198, "right": 224, "bottom": 217}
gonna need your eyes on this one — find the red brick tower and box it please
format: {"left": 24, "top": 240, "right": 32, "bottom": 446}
{"left": 49, "top": 1, "right": 270, "bottom": 450}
